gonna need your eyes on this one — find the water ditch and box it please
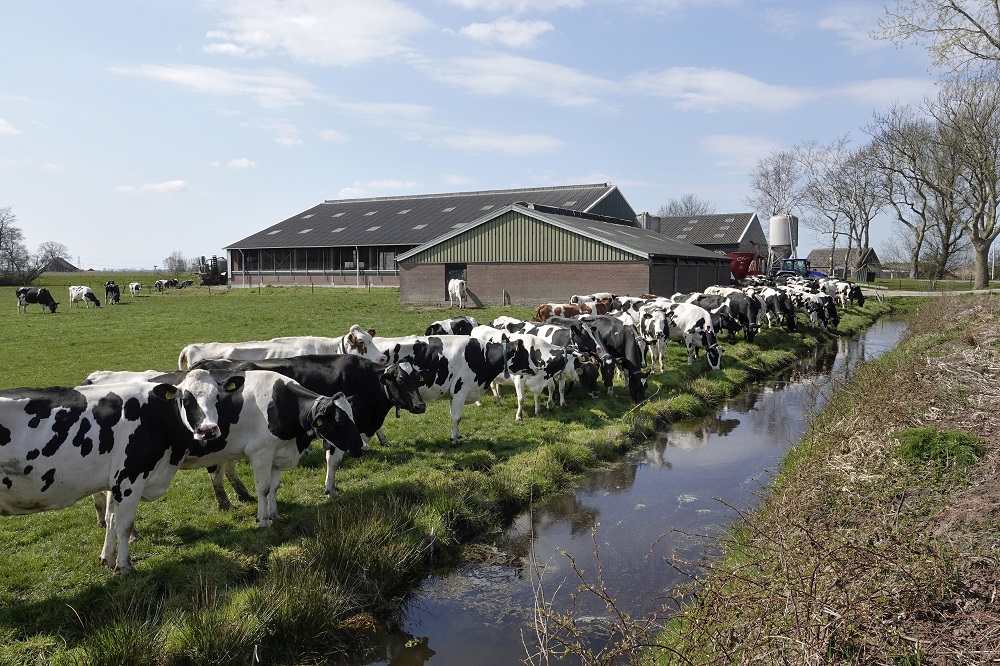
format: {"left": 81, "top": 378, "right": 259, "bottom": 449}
{"left": 338, "top": 318, "right": 909, "bottom": 666}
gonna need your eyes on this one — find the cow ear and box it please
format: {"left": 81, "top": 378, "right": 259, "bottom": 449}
{"left": 367, "top": 328, "right": 376, "bottom": 336}
{"left": 380, "top": 372, "right": 394, "bottom": 386}
{"left": 152, "top": 384, "right": 179, "bottom": 401}
{"left": 223, "top": 376, "right": 245, "bottom": 392}
{"left": 419, "top": 370, "right": 433, "bottom": 384}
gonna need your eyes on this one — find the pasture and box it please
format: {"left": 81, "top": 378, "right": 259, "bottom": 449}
{"left": 0, "top": 276, "right": 891, "bottom": 664}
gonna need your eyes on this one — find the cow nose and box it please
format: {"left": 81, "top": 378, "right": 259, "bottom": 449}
{"left": 377, "top": 353, "right": 389, "bottom": 365}
{"left": 195, "top": 423, "right": 221, "bottom": 440}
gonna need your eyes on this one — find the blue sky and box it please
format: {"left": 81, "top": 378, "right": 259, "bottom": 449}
{"left": 1, "top": 0, "right": 935, "bottom": 270}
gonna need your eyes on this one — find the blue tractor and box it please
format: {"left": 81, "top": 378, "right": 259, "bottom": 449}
{"left": 773, "top": 257, "right": 828, "bottom": 280}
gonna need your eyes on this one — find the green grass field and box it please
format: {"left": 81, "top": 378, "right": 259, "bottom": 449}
{"left": 0, "top": 275, "right": 894, "bottom": 665}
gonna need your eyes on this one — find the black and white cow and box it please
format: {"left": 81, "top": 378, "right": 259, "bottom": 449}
{"left": 425, "top": 316, "right": 480, "bottom": 336}
{"left": 105, "top": 281, "right": 121, "bottom": 305}
{"left": 178, "top": 325, "right": 388, "bottom": 369}
{"left": 637, "top": 305, "right": 670, "bottom": 372}
{"left": 129, "top": 282, "right": 142, "bottom": 297}
{"left": 16, "top": 287, "right": 58, "bottom": 313}
{"left": 471, "top": 326, "right": 568, "bottom": 420}
{"left": 658, "top": 302, "right": 724, "bottom": 369}
{"left": 0, "top": 370, "right": 241, "bottom": 573}
{"left": 86, "top": 368, "right": 366, "bottom": 528}
{"left": 373, "top": 334, "right": 528, "bottom": 444}
{"left": 154, "top": 280, "right": 167, "bottom": 293}
{"left": 190, "top": 355, "right": 428, "bottom": 498}
{"left": 69, "top": 285, "right": 102, "bottom": 308}
{"left": 753, "top": 286, "right": 798, "bottom": 331}
{"left": 492, "top": 315, "right": 613, "bottom": 371}
{"left": 820, "top": 278, "right": 866, "bottom": 309}
{"left": 573, "top": 314, "right": 649, "bottom": 402}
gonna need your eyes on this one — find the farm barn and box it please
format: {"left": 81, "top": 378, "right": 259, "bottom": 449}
{"left": 397, "top": 202, "right": 732, "bottom": 307}
{"left": 224, "top": 183, "right": 638, "bottom": 288}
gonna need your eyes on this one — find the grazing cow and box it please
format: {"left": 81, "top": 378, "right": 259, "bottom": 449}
{"left": 471, "top": 327, "right": 568, "bottom": 420}
{"left": 753, "top": 286, "right": 797, "bottom": 331}
{"left": 575, "top": 315, "right": 650, "bottom": 402}
{"left": 16, "top": 287, "right": 58, "bottom": 313}
{"left": 637, "top": 305, "right": 670, "bottom": 372}
{"left": 154, "top": 280, "right": 167, "bottom": 293}
{"left": 190, "top": 355, "right": 428, "bottom": 498}
{"left": 0, "top": 370, "right": 240, "bottom": 573}
{"left": 658, "top": 302, "right": 724, "bottom": 370}
{"left": 179, "top": 279, "right": 194, "bottom": 288}
{"left": 129, "top": 282, "right": 142, "bottom": 297}
{"left": 448, "top": 278, "right": 468, "bottom": 309}
{"left": 492, "top": 316, "right": 613, "bottom": 376}
{"left": 425, "top": 316, "right": 480, "bottom": 336}
{"left": 105, "top": 281, "right": 121, "bottom": 305}
{"left": 69, "top": 285, "right": 102, "bottom": 309}
{"left": 87, "top": 369, "right": 365, "bottom": 528}
{"left": 178, "top": 324, "right": 388, "bottom": 369}
{"left": 820, "top": 278, "right": 866, "bottom": 308}
{"left": 373, "top": 334, "right": 528, "bottom": 444}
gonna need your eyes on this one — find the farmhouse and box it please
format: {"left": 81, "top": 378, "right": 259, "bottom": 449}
{"left": 225, "top": 183, "right": 637, "bottom": 288}
{"left": 397, "top": 202, "right": 732, "bottom": 307}
{"left": 807, "top": 246, "right": 882, "bottom": 280}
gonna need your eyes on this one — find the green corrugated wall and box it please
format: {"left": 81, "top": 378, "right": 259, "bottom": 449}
{"left": 403, "top": 211, "right": 642, "bottom": 263}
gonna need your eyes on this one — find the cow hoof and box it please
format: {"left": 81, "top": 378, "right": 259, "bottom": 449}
{"left": 116, "top": 563, "right": 134, "bottom": 575}
{"left": 217, "top": 501, "right": 233, "bottom": 511}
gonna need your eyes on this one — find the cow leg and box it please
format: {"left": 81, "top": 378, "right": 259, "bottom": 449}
{"left": 266, "top": 469, "right": 282, "bottom": 522}
{"left": 250, "top": 453, "right": 278, "bottom": 527}
{"left": 512, "top": 376, "right": 526, "bottom": 420}
{"left": 449, "top": 398, "right": 465, "bottom": 444}
{"left": 491, "top": 380, "right": 503, "bottom": 406}
{"left": 375, "top": 428, "right": 391, "bottom": 447}
{"left": 207, "top": 465, "right": 233, "bottom": 510}
{"left": 102, "top": 493, "right": 140, "bottom": 574}
{"left": 325, "top": 446, "right": 346, "bottom": 497}
{"left": 93, "top": 491, "right": 108, "bottom": 528}
{"left": 224, "top": 461, "right": 255, "bottom": 503}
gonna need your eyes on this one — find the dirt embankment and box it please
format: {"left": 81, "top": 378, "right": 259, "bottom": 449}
{"left": 666, "top": 295, "right": 1000, "bottom": 664}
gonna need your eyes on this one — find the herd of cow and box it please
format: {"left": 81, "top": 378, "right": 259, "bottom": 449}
{"left": 2, "top": 274, "right": 866, "bottom": 574}
{"left": 15, "top": 279, "right": 197, "bottom": 314}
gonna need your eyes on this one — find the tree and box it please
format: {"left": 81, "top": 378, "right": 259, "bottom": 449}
{"left": 656, "top": 193, "right": 716, "bottom": 217}
{"left": 0, "top": 207, "right": 46, "bottom": 285}
{"left": 163, "top": 251, "right": 188, "bottom": 274}
{"left": 37, "top": 241, "right": 71, "bottom": 269}
{"left": 876, "top": 0, "right": 1000, "bottom": 72}
{"left": 743, "top": 149, "right": 808, "bottom": 218}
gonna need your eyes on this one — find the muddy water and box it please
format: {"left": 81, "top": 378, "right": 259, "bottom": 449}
{"left": 342, "top": 319, "right": 908, "bottom": 666}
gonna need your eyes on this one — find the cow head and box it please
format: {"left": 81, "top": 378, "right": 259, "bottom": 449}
{"left": 380, "top": 362, "right": 427, "bottom": 415}
{"left": 574, "top": 353, "right": 603, "bottom": 398}
{"left": 705, "top": 343, "right": 723, "bottom": 370}
{"left": 617, "top": 359, "right": 650, "bottom": 403}
{"left": 310, "top": 392, "right": 365, "bottom": 457}
{"left": 169, "top": 369, "right": 245, "bottom": 441}
{"left": 345, "top": 324, "right": 389, "bottom": 364}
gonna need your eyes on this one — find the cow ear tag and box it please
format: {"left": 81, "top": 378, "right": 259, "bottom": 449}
{"left": 315, "top": 417, "right": 324, "bottom": 427}
{"left": 164, "top": 389, "right": 177, "bottom": 400}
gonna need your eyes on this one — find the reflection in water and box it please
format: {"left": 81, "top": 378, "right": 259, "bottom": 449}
{"left": 336, "top": 319, "right": 908, "bottom": 666}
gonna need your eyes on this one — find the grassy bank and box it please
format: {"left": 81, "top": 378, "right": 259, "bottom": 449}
{"left": 0, "top": 278, "right": 890, "bottom": 665}
{"left": 645, "top": 294, "right": 1000, "bottom": 664}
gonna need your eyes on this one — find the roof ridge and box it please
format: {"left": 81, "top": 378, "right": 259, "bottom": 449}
{"left": 321, "top": 183, "right": 610, "bottom": 205}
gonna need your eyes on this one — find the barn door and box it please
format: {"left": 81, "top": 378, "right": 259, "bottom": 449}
{"left": 445, "top": 264, "right": 467, "bottom": 298}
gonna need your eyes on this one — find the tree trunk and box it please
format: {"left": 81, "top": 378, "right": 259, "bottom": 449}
{"left": 974, "top": 240, "right": 991, "bottom": 289}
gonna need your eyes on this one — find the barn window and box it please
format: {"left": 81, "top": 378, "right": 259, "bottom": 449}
{"left": 332, "top": 212, "right": 345, "bottom": 217}
{"left": 366, "top": 226, "right": 381, "bottom": 231}
{"left": 398, "top": 209, "right": 411, "bottom": 214}
{"left": 364, "top": 211, "right": 377, "bottom": 216}
{"left": 451, "top": 223, "right": 464, "bottom": 229}
{"left": 480, "top": 205, "right": 493, "bottom": 210}
{"left": 412, "top": 224, "right": 427, "bottom": 229}
{"left": 563, "top": 200, "right": 577, "bottom": 206}
{"left": 302, "top": 214, "right": 314, "bottom": 219}
{"left": 719, "top": 225, "right": 730, "bottom": 231}
{"left": 714, "top": 233, "right": 725, "bottom": 238}
{"left": 682, "top": 226, "right": 694, "bottom": 232}
{"left": 442, "top": 207, "right": 456, "bottom": 212}
{"left": 299, "top": 228, "right": 313, "bottom": 234}
{"left": 725, "top": 217, "right": 735, "bottom": 223}
{"left": 268, "top": 229, "right": 281, "bottom": 235}
{"left": 332, "top": 227, "right": 345, "bottom": 233}
{"left": 676, "top": 234, "right": 687, "bottom": 239}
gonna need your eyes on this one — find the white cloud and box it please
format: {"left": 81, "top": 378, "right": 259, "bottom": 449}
{"left": 628, "top": 67, "right": 812, "bottom": 112}
{"left": 108, "top": 64, "right": 319, "bottom": 108}
{"left": 446, "top": 0, "right": 583, "bottom": 11}
{"left": 227, "top": 158, "right": 256, "bottom": 168}
{"left": 436, "top": 129, "right": 564, "bottom": 155}
{"left": 275, "top": 135, "right": 303, "bottom": 147}
{"left": 702, "top": 134, "right": 782, "bottom": 171}
{"left": 836, "top": 77, "right": 938, "bottom": 108}
{"left": 117, "top": 180, "right": 189, "bottom": 193}
{"left": 458, "top": 17, "right": 554, "bottom": 48}
{"left": 318, "top": 129, "right": 349, "bottom": 142}
{"left": 423, "top": 54, "right": 615, "bottom": 108}
{"left": 818, "top": 2, "right": 883, "bottom": 53}
{"left": 203, "top": 0, "right": 430, "bottom": 67}
{"left": 336, "top": 179, "right": 420, "bottom": 199}
{"left": 0, "top": 118, "right": 20, "bottom": 135}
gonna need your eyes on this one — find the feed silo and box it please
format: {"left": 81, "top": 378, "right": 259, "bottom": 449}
{"left": 768, "top": 213, "right": 798, "bottom": 268}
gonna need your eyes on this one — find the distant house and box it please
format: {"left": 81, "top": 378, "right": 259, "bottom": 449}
{"left": 45, "top": 257, "right": 79, "bottom": 272}
{"left": 807, "top": 247, "right": 882, "bottom": 281}
{"left": 654, "top": 212, "right": 768, "bottom": 280}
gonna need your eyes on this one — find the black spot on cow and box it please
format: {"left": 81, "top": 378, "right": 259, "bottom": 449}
{"left": 23, "top": 465, "right": 32, "bottom": 475}
{"left": 123, "top": 396, "right": 142, "bottom": 421}
{"left": 0, "top": 422, "right": 9, "bottom": 446}
{"left": 94, "top": 392, "right": 123, "bottom": 455}
{"left": 73, "top": 418, "right": 93, "bottom": 457}
{"left": 26, "top": 449, "right": 39, "bottom": 461}
{"left": 39, "top": 468, "right": 55, "bottom": 492}
{"left": 2, "top": 477, "right": 10, "bottom": 489}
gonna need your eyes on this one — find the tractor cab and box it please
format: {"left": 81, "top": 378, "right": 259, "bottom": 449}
{"left": 774, "top": 257, "right": 827, "bottom": 280}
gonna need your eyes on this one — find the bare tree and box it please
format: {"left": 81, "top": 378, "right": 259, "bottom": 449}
{"left": 0, "top": 207, "right": 46, "bottom": 285}
{"left": 923, "top": 72, "right": 1000, "bottom": 288}
{"left": 656, "top": 193, "right": 716, "bottom": 217}
{"left": 743, "top": 149, "right": 807, "bottom": 217}
{"left": 37, "top": 241, "right": 71, "bottom": 269}
{"left": 876, "top": 0, "right": 1000, "bottom": 72}
{"left": 163, "top": 251, "right": 188, "bottom": 274}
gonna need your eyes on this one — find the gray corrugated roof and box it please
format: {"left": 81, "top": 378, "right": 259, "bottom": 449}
{"left": 398, "top": 203, "right": 731, "bottom": 262}
{"left": 226, "top": 183, "right": 625, "bottom": 250}
{"left": 658, "top": 212, "right": 754, "bottom": 246}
